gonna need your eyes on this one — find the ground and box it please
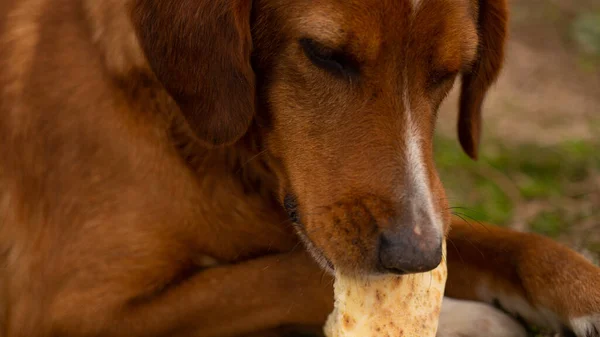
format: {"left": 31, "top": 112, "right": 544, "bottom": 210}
{"left": 433, "top": 1, "right": 599, "bottom": 335}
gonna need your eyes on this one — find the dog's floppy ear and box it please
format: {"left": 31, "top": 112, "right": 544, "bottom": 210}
{"left": 131, "top": 0, "right": 254, "bottom": 147}
{"left": 458, "top": 0, "right": 508, "bottom": 159}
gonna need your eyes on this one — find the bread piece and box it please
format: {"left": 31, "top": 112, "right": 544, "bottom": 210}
{"left": 324, "top": 242, "right": 447, "bottom": 337}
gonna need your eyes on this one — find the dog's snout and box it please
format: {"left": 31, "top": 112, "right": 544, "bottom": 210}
{"left": 378, "top": 223, "right": 443, "bottom": 275}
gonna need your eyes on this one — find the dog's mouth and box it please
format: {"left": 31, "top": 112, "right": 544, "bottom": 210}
{"left": 283, "top": 194, "right": 335, "bottom": 273}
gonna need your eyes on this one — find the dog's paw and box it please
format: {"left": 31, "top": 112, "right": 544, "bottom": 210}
{"left": 570, "top": 315, "right": 600, "bottom": 337}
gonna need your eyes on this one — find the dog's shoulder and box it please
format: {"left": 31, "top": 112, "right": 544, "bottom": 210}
{"left": 0, "top": 0, "right": 176, "bottom": 217}
{"left": 0, "top": 0, "right": 157, "bottom": 106}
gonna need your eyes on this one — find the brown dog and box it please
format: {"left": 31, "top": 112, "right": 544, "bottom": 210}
{"left": 0, "top": 0, "right": 599, "bottom": 336}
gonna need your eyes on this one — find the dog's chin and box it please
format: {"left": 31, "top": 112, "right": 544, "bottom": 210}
{"left": 292, "top": 224, "right": 335, "bottom": 275}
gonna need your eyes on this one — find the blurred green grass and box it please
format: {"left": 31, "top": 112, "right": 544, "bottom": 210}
{"left": 433, "top": 134, "right": 600, "bottom": 256}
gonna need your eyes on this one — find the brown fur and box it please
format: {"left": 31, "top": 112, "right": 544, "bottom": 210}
{"left": 0, "top": 0, "right": 598, "bottom": 336}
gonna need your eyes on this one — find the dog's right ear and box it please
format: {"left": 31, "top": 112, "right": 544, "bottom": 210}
{"left": 131, "top": 0, "right": 254, "bottom": 147}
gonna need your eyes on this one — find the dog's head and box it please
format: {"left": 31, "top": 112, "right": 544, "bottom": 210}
{"left": 131, "top": 0, "right": 508, "bottom": 275}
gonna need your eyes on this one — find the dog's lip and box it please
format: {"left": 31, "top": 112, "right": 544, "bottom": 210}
{"left": 292, "top": 222, "right": 335, "bottom": 273}
{"left": 319, "top": 256, "right": 335, "bottom": 275}
{"left": 284, "top": 194, "right": 335, "bottom": 273}
{"left": 322, "top": 254, "right": 335, "bottom": 272}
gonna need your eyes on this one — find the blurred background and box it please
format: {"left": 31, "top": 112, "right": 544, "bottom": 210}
{"left": 434, "top": 0, "right": 600, "bottom": 267}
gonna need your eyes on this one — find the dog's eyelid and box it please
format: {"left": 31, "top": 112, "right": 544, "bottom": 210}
{"left": 440, "top": 69, "right": 459, "bottom": 79}
{"left": 299, "top": 37, "right": 340, "bottom": 54}
{"left": 429, "top": 68, "right": 459, "bottom": 85}
{"left": 298, "top": 38, "right": 360, "bottom": 79}
{"left": 299, "top": 38, "right": 335, "bottom": 60}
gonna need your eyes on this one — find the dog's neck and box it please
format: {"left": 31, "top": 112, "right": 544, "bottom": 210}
{"left": 169, "top": 110, "right": 281, "bottom": 203}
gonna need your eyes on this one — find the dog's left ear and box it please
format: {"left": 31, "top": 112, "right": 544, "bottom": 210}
{"left": 457, "top": 0, "right": 508, "bottom": 159}
{"left": 130, "top": 0, "right": 255, "bottom": 147}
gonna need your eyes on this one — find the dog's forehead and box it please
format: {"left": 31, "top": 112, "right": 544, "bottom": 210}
{"left": 291, "top": 0, "right": 435, "bottom": 34}
{"left": 287, "top": 0, "right": 474, "bottom": 58}
{"left": 288, "top": 0, "right": 410, "bottom": 60}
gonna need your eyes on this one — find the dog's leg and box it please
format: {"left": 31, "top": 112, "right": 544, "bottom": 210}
{"left": 44, "top": 250, "right": 333, "bottom": 337}
{"left": 445, "top": 216, "right": 600, "bottom": 336}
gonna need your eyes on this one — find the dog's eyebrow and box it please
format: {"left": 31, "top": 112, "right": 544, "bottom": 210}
{"left": 295, "top": 10, "right": 346, "bottom": 46}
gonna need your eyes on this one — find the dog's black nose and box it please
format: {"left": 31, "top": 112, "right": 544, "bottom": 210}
{"left": 378, "top": 224, "right": 443, "bottom": 275}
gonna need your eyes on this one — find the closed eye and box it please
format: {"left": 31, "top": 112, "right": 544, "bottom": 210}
{"left": 299, "top": 38, "right": 360, "bottom": 79}
{"left": 428, "top": 69, "right": 458, "bottom": 89}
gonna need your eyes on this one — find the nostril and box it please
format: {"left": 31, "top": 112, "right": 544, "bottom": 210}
{"left": 378, "top": 232, "right": 442, "bottom": 275}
